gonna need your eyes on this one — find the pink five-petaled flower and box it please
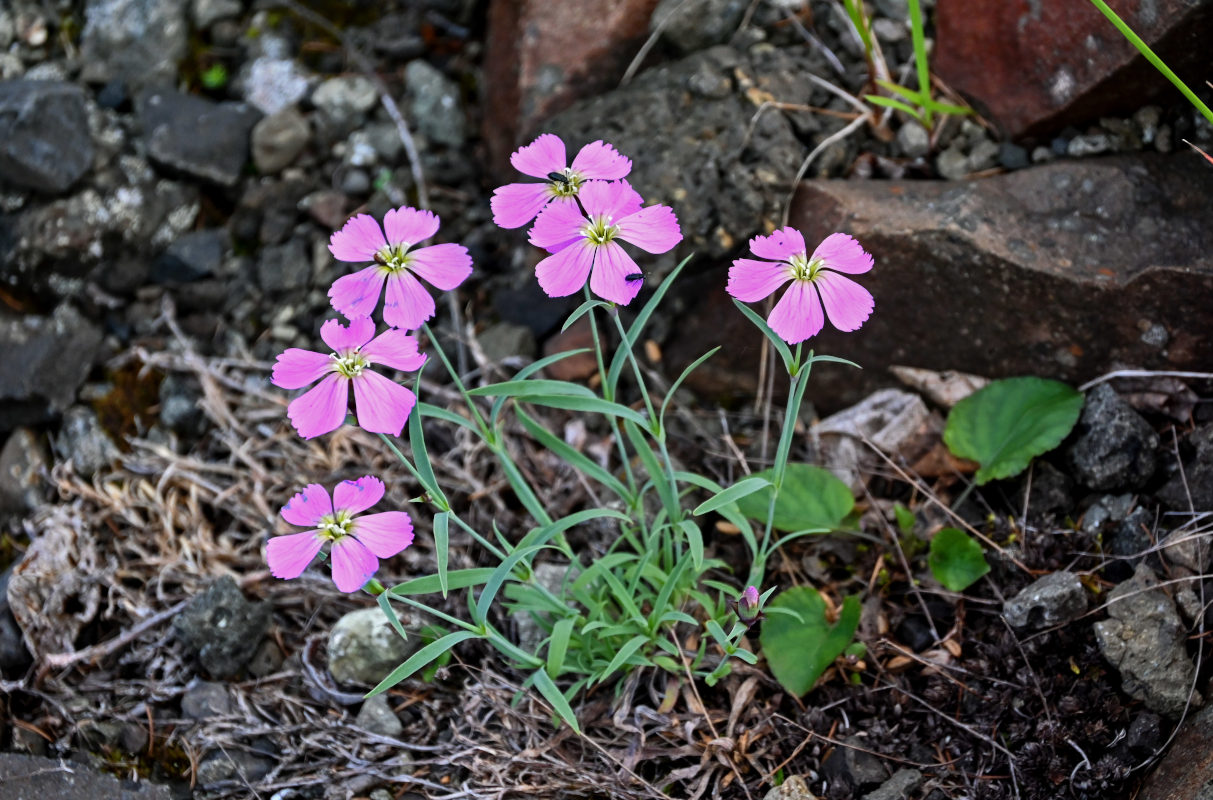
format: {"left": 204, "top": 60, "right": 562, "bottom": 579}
{"left": 267, "top": 475, "right": 415, "bottom": 593}
{"left": 328, "top": 206, "right": 472, "bottom": 331}
{"left": 272, "top": 317, "right": 426, "bottom": 439}
{"left": 490, "top": 133, "right": 632, "bottom": 229}
{"left": 528, "top": 180, "right": 681, "bottom": 305}
{"left": 727, "top": 229, "right": 874, "bottom": 345}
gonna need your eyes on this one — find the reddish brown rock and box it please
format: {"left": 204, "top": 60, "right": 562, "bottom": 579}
{"left": 934, "top": 0, "right": 1213, "bottom": 138}
{"left": 665, "top": 154, "right": 1213, "bottom": 412}
{"left": 542, "top": 317, "right": 599, "bottom": 383}
{"left": 482, "top": 0, "right": 662, "bottom": 172}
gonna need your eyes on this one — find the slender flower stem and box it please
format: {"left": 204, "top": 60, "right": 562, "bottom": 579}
{"left": 609, "top": 312, "right": 657, "bottom": 426}
{"left": 421, "top": 323, "right": 490, "bottom": 436}
{"left": 585, "top": 288, "right": 639, "bottom": 496}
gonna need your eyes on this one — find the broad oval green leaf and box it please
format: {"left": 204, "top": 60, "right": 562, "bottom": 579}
{"left": 928, "top": 527, "right": 989, "bottom": 592}
{"left": 735, "top": 463, "right": 853, "bottom": 533}
{"left": 759, "top": 588, "right": 861, "bottom": 697}
{"left": 943, "top": 377, "right": 1084, "bottom": 485}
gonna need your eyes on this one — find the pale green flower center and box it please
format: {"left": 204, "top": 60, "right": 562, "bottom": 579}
{"left": 332, "top": 350, "right": 369, "bottom": 379}
{"left": 548, "top": 168, "right": 584, "bottom": 197}
{"left": 583, "top": 214, "right": 619, "bottom": 246}
{"left": 789, "top": 254, "right": 824, "bottom": 282}
{"left": 375, "top": 243, "right": 414, "bottom": 272}
{"left": 317, "top": 511, "right": 354, "bottom": 542}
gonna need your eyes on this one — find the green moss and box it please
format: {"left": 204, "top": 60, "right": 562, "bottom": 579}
{"left": 91, "top": 363, "right": 163, "bottom": 450}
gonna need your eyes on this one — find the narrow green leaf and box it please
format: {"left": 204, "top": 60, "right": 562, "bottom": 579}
{"left": 649, "top": 558, "right": 689, "bottom": 631}
{"left": 600, "top": 634, "right": 649, "bottom": 683}
{"left": 524, "top": 394, "right": 649, "bottom": 426}
{"left": 366, "top": 630, "right": 480, "bottom": 697}
{"left": 692, "top": 476, "right": 773, "bottom": 516}
{"left": 546, "top": 617, "right": 576, "bottom": 677}
{"left": 731, "top": 299, "right": 794, "bottom": 373}
{"left": 623, "top": 420, "right": 680, "bottom": 523}
{"left": 407, "top": 397, "right": 447, "bottom": 507}
{"left": 807, "top": 354, "right": 863, "bottom": 369}
{"left": 417, "top": 402, "right": 479, "bottom": 432}
{"left": 489, "top": 349, "right": 592, "bottom": 426}
{"left": 389, "top": 567, "right": 495, "bottom": 596}
{"left": 468, "top": 379, "right": 596, "bottom": 399}
{"left": 562, "top": 299, "right": 610, "bottom": 332}
{"left": 928, "top": 527, "right": 990, "bottom": 591}
{"left": 660, "top": 347, "right": 720, "bottom": 426}
{"left": 607, "top": 255, "right": 691, "bottom": 395}
{"left": 943, "top": 377, "right": 1084, "bottom": 484}
{"left": 678, "top": 519, "right": 704, "bottom": 571}
{"left": 864, "top": 95, "right": 923, "bottom": 118}
{"left": 874, "top": 78, "right": 927, "bottom": 102}
{"left": 474, "top": 545, "right": 544, "bottom": 625}
{"left": 704, "top": 618, "right": 731, "bottom": 650}
{"left": 376, "top": 592, "right": 409, "bottom": 642}
{"left": 515, "top": 405, "right": 631, "bottom": 501}
{"left": 433, "top": 511, "right": 450, "bottom": 597}
{"left": 531, "top": 667, "right": 582, "bottom": 733}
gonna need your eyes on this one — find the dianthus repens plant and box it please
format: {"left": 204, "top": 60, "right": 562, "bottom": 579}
{"left": 264, "top": 133, "right": 877, "bottom": 729}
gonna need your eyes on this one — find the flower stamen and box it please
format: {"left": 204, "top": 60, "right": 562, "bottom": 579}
{"left": 332, "top": 350, "right": 369, "bottom": 379}
{"left": 583, "top": 215, "right": 618, "bottom": 245}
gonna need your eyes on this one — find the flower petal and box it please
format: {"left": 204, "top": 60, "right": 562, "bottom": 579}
{"left": 408, "top": 243, "right": 472, "bottom": 291}
{"left": 352, "top": 370, "right": 416, "bottom": 436}
{"left": 616, "top": 204, "right": 682, "bottom": 254}
{"left": 577, "top": 180, "right": 633, "bottom": 219}
{"left": 287, "top": 374, "right": 350, "bottom": 439}
{"left": 571, "top": 140, "right": 632, "bottom": 180}
{"left": 382, "top": 270, "right": 435, "bottom": 331}
{"left": 320, "top": 317, "right": 376, "bottom": 353}
{"left": 749, "top": 227, "right": 806, "bottom": 261}
{"left": 767, "top": 280, "right": 824, "bottom": 345}
{"left": 613, "top": 180, "right": 645, "bottom": 218}
{"left": 333, "top": 474, "right": 385, "bottom": 516}
{"left": 384, "top": 207, "right": 440, "bottom": 247}
{"left": 351, "top": 511, "right": 415, "bottom": 559}
{"left": 329, "top": 214, "right": 388, "bottom": 262}
{"left": 727, "top": 258, "right": 793, "bottom": 303}
{"left": 328, "top": 266, "right": 387, "bottom": 321}
{"left": 529, "top": 197, "right": 587, "bottom": 252}
{"left": 810, "top": 232, "right": 874, "bottom": 274}
{"left": 361, "top": 328, "right": 428, "bottom": 372}
{"left": 272, "top": 347, "right": 333, "bottom": 390}
{"left": 330, "top": 536, "right": 378, "bottom": 592}
{"left": 535, "top": 239, "right": 596, "bottom": 298}
{"left": 266, "top": 531, "right": 326, "bottom": 580}
{"left": 490, "top": 181, "right": 552, "bottom": 229}
{"left": 280, "top": 483, "right": 334, "bottom": 526}
{"left": 814, "top": 271, "right": 874, "bottom": 332}
{"left": 589, "top": 241, "right": 642, "bottom": 306}
{"left": 510, "top": 133, "right": 567, "bottom": 178}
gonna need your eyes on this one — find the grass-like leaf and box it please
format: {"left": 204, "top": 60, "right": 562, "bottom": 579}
{"left": 366, "top": 630, "right": 480, "bottom": 698}
{"left": 692, "top": 476, "right": 772, "bottom": 516}
{"left": 943, "top": 376, "right": 1084, "bottom": 484}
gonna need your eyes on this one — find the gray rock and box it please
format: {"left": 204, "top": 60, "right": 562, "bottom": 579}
{"left": 1003, "top": 571, "right": 1088, "bottom": 630}
{"left": 312, "top": 75, "right": 378, "bottom": 130}
{"left": 338, "top": 167, "right": 371, "bottom": 196}
{"left": 0, "top": 565, "right": 32, "bottom": 671}
{"left": 1159, "top": 528, "right": 1208, "bottom": 574}
{"left": 1081, "top": 493, "right": 1134, "bottom": 534}
{"left": 256, "top": 238, "right": 310, "bottom": 293}
{"left": 1095, "top": 564, "right": 1201, "bottom": 718}
{"left": 159, "top": 373, "right": 206, "bottom": 437}
{"left": 138, "top": 88, "right": 260, "bottom": 187}
{"left": 78, "top": 719, "right": 150, "bottom": 754}
{"left": 874, "top": 0, "right": 908, "bottom": 18}
{"left": 895, "top": 121, "right": 930, "bottom": 158}
{"left": 763, "top": 775, "right": 817, "bottom": 800}
{"left": 1158, "top": 423, "right": 1213, "bottom": 513}
{"left": 1023, "top": 460, "right": 1074, "bottom": 516}
{"left": 1067, "top": 384, "right": 1158, "bottom": 491}
{"left": 191, "top": 0, "right": 242, "bottom": 28}
{"left": 0, "top": 427, "right": 48, "bottom": 515}
{"left": 997, "top": 142, "right": 1029, "bottom": 169}
{"left": 967, "top": 138, "right": 1001, "bottom": 171}
{"left": 1067, "top": 132, "right": 1113, "bottom": 158}
{"left": 821, "top": 736, "right": 887, "bottom": 789}
{"left": 1103, "top": 506, "right": 1157, "bottom": 582}
{"left": 151, "top": 228, "right": 229, "bottom": 284}
{"left": 1137, "top": 704, "right": 1213, "bottom": 799}
{"left": 0, "top": 81, "right": 94, "bottom": 193}
{"left": 651, "top": 0, "right": 749, "bottom": 53}
{"left": 478, "top": 321, "right": 537, "bottom": 363}
{"left": 240, "top": 57, "right": 313, "bottom": 116}
{"left": 871, "top": 18, "right": 907, "bottom": 42}
{"left": 404, "top": 60, "right": 465, "bottom": 148}
{"left": 195, "top": 748, "right": 274, "bottom": 787}
{"left": 80, "top": 0, "right": 188, "bottom": 91}
{"left": 0, "top": 752, "right": 173, "bottom": 799}
{"left": 935, "top": 144, "right": 968, "bottom": 179}
{"left": 356, "top": 694, "right": 404, "bottom": 737}
{"left": 328, "top": 606, "right": 422, "bottom": 686}
{"left": 547, "top": 46, "right": 804, "bottom": 260}
{"left": 181, "top": 679, "right": 233, "bottom": 719}
{"left": 172, "top": 575, "right": 271, "bottom": 678}
{"left": 247, "top": 639, "right": 283, "bottom": 678}
{"left": 54, "top": 407, "right": 119, "bottom": 477}
{"left": 863, "top": 769, "right": 923, "bottom": 800}
{"left": 252, "top": 107, "right": 311, "bottom": 174}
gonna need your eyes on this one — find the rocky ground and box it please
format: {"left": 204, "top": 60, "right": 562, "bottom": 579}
{"left": 1, "top": 1, "right": 1212, "bottom": 799}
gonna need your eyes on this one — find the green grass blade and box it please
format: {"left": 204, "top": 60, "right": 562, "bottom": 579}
{"left": 514, "top": 406, "right": 631, "bottom": 501}
{"left": 607, "top": 255, "right": 691, "bottom": 395}
{"left": 692, "top": 476, "right": 772, "bottom": 516}
{"left": 365, "top": 630, "right": 480, "bottom": 697}
{"left": 433, "top": 511, "right": 450, "bottom": 597}
{"left": 389, "top": 568, "right": 495, "bottom": 596}
{"left": 524, "top": 395, "right": 649, "bottom": 427}
{"left": 731, "top": 299, "right": 794, "bottom": 373}
{"left": 530, "top": 667, "right": 582, "bottom": 733}
{"left": 546, "top": 616, "right": 576, "bottom": 677}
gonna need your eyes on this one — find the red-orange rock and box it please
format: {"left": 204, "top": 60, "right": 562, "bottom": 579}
{"left": 482, "top": 0, "right": 662, "bottom": 173}
{"left": 934, "top": 0, "right": 1213, "bottom": 138}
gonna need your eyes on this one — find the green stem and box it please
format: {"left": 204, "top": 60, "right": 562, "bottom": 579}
{"left": 609, "top": 312, "right": 657, "bottom": 426}
{"left": 585, "top": 290, "right": 639, "bottom": 496}
{"left": 421, "top": 323, "right": 490, "bottom": 436}
{"left": 907, "top": 0, "right": 932, "bottom": 128}
{"left": 1087, "top": 0, "right": 1213, "bottom": 127}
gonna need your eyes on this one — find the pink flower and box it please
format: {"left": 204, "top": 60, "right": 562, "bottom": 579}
{"left": 267, "top": 475, "right": 415, "bottom": 592}
{"left": 528, "top": 180, "right": 681, "bottom": 305}
{"left": 727, "top": 230, "right": 874, "bottom": 345}
{"left": 272, "top": 317, "right": 427, "bottom": 439}
{"left": 328, "top": 207, "right": 472, "bottom": 331}
{"left": 490, "top": 133, "right": 632, "bottom": 229}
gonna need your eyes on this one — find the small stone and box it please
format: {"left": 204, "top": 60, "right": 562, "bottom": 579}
{"left": 478, "top": 321, "right": 537, "bottom": 364}
{"left": 967, "top": 138, "right": 1001, "bottom": 171}
{"left": 895, "top": 121, "right": 930, "bottom": 158}
{"left": 821, "top": 737, "right": 888, "bottom": 789}
{"left": 864, "top": 769, "right": 923, "bottom": 800}
{"left": 151, "top": 229, "right": 228, "bottom": 284}
{"left": 1134, "top": 105, "right": 1162, "bottom": 144}
{"left": 138, "top": 88, "right": 260, "bottom": 187}
{"left": 54, "top": 407, "right": 120, "bottom": 477}
{"left": 1159, "top": 528, "right": 1209, "bottom": 574}
{"left": 338, "top": 167, "right": 371, "bottom": 196}
{"left": 1003, "top": 571, "right": 1088, "bottom": 630}
{"left": 1067, "top": 383, "right": 1159, "bottom": 491}
{"left": 763, "top": 775, "right": 818, "bottom": 800}
{"left": 1067, "top": 132, "right": 1113, "bottom": 157}
{"left": 256, "top": 238, "right": 310, "bottom": 293}
{"left": 181, "top": 679, "right": 233, "bottom": 720}
{"left": 356, "top": 694, "right": 404, "bottom": 737}
{"left": 247, "top": 639, "right": 284, "bottom": 678}
{"left": 1094, "top": 564, "right": 1200, "bottom": 718}
{"left": 252, "top": 107, "right": 311, "bottom": 174}
{"left": 997, "top": 142, "right": 1029, "bottom": 170}
{"left": 196, "top": 749, "right": 274, "bottom": 787}
{"left": 80, "top": 0, "right": 188, "bottom": 91}
{"left": 1030, "top": 145, "right": 1054, "bottom": 163}
{"left": 328, "top": 607, "right": 422, "bottom": 686}
{"left": 0, "top": 566, "right": 32, "bottom": 671}
{"left": 871, "top": 17, "right": 906, "bottom": 42}
{"left": 191, "top": 0, "right": 242, "bottom": 28}
{"left": 1082, "top": 493, "right": 1135, "bottom": 534}
{"left": 935, "top": 145, "right": 968, "bottom": 179}
{"left": 312, "top": 75, "right": 379, "bottom": 124}
{"left": 0, "top": 427, "right": 49, "bottom": 515}
{"left": 1158, "top": 423, "right": 1213, "bottom": 513}
{"left": 0, "top": 80, "right": 94, "bottom": 193}
{"left": 687, "top": 61, "right": 732, "bottom": 99}
{"left": 240, "top": 57, "right": 313, "bottom": 116}
{"left": 159, "top": 373, "right": 206, "bottom": 437}
{"left": 81, "top": 718, "right": 151, "bottom": 755}
{"left": 404, "top": 60, "right": 465, "bottom": 148}
{"left": 1102, "top": 506, "right": 1157, "bottom": 582}
{"left": 172, "top": 575, "right": 271, "bottom": 678}
{"left": 301, "top": 189, "right": 349, "bottom": 229}
{"left": 541, "top": 317, "right": 598, "bottom": 382}
{"left": 651, "top": 0, "right": 749, "bottom": 54}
